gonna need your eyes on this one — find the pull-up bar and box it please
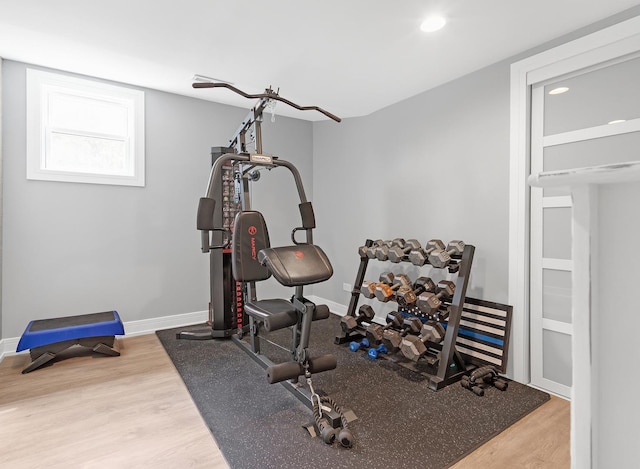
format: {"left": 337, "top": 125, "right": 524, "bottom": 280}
{"left": 193, "top": 82, "right": 341, "bottom": 153}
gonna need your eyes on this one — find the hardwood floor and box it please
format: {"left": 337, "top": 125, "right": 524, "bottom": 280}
{"left": 0, "top": 334, "right": 226, "bottom": 469}
{"left": 0, "top": 334, "right": 570, "bottom": 468}
{"left": 452, "top": 393, "right": 570, "bottom": 468}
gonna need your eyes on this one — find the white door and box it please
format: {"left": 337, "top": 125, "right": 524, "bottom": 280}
{"left": 529, "top": 54, "right": 640, "bottom": 397}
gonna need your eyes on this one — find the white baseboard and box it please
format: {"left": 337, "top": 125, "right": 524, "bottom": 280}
{"left": 307, "top": 295, "right": 348, "bottom": 316}
{"left": 123, "top": 310, "right": 208, "bottom": 337}
{"left": 0, "top": 337, "right": 20, "bottom": 360}
{"left": 0, "top": 310, "right": 208, "bottom": 361}
{"left": 0, "top": 301, "right": 347, "bottom": 362}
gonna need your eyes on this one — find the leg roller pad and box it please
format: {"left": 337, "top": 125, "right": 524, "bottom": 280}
{"left": 266, "top": 354, "right": 337, "bottom": 384}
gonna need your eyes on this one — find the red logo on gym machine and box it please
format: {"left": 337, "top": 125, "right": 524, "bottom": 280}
{"left": 248, "top": 225, "right": 258, "bottom": 260}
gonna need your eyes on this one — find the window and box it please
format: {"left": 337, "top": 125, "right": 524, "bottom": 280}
{"left": 27, "top": 69, "right": 145, "bottom": 186}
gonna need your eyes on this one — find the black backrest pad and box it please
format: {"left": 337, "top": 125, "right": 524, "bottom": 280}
{"left": 299, "top": 202, "right": 316, "bottom": 229}
{"left": 197, "top": 197, "right": 216, "bottom": 230}
{"left": 258, "top": 244, "right": 333, "bottom": 287}
{"left": 232, "top": 211, "right": 271, "bottom": 282}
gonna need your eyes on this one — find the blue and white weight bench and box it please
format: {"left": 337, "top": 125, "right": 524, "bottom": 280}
{"left": 16, "top": 311, "right": 124, "bottom": 374}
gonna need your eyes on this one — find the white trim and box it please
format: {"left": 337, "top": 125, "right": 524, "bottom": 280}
{"left": 26, "top": 69, "right": 145, "bottom": 187}
{"left": 121, "top": 310, "right": 208, "bottom": 337}
{"left": 529, "top": 160, "right": 640, "bottom": 187}
{"left": 543, "top": 196, "right": 573, "bottom": 208}
{"left": 534, "top": 376, "right": 572, "bottom": 398}
{"left": 306, "top": 295, "right": 348, "bottom": 316}
{"left": 543, "top": 118, "right": 640, "bottom": 148}
{"left": 528, "top": 381, "right": 572, "bottom": 400}
{"left": 508, "top": 57, "right": 531, "bottom": 384}
{"left": 526, "top": 20, "right": 640, "bottom": 85}
{"left": 0, "top": 337, "right": 20, "bottom": 360}
{"left": 541, "top": 318, "right": 573, "bottom": 336}
{"left": 529, "top": 83, "right": 546, "bottom": 393}
{"left": 542, "top": 258, "right": 574, "bottom": 271}
{"left": 0, "top": 310, "right": 208, "bottom": 361}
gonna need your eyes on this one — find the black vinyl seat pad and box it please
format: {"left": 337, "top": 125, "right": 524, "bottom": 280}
{"left": 244, "top": 299, "right": 297, "bottom": 318}
{"left": 258, "top": 244, "right": 333, "bottom": 287}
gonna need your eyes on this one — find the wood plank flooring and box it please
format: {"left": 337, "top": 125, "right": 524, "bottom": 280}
{"left": 0, "top": 334, "right": 569, "bottom": 468}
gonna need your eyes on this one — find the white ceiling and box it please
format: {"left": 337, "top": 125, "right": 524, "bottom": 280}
{"left": 1, "top": 1, "right": 639, "bottom": 121}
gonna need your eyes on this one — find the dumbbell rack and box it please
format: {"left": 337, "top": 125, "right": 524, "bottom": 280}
{"left": 335, "top": 239, "right": 476, "bottom": 391}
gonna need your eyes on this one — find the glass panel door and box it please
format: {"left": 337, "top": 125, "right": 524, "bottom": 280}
{"left": 529, "top": 54, "right": 640, "bottom": 398}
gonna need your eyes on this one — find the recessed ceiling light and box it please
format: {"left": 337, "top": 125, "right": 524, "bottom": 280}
{"left": 608, "top": 119, "right": 626, "bottom": 125}
{"left": 548, "top": 86, "right": 569, "bottom": 95}
{"left": 420, "top": 15, "right": 446, "bottom": 33}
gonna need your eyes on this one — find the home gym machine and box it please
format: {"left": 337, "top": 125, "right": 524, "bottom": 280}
{"left": 179, "top": 82, "right": 355, "bottom": 447}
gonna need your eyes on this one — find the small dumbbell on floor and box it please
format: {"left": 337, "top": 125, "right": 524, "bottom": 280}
{"left": 416, "top": 280, "right": 456, "bottom": 316}
{"left": 375, "top": 273, "right": 411, "bottom": 302}
{"left": 400, "top": 321, "right": 446, "bottom": 362}
{"left": 367, "top": 344, "right": 388, "bottom": 360}
{"left": 340, "top": 305, "right": 375, "bottom": 334}
{"left": 349, "top": 339, "right": 387, "bottom": 359}
{"left": 349, "top": 338, "right": 370, "bottom": 352}
{"left": 396, "top": 277, "right": 436, "bottom": 308}
{"left": 382, "top": 316, "right": 423, "bottom": 353}
{"left": 428, "top": 240, "right": 465, "bottom": 268}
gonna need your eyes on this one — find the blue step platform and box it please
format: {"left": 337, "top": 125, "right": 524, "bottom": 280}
{"left": 16, "top": 311, "right": 125, "bottom": 373}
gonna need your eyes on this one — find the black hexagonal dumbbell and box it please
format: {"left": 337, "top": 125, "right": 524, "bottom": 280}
{"left": 428, "top": 240, "right": 465, "bottom": 268}
{"left": 407, "top": 239, "right": 446, "bottom": 267}
{"left": 416, "top": 280, "right": 456, "bottom": 315}
{"left": 374, "top": 238, "right": 405, "bottom": 261}
{"left": 387, "top": 239, "right": 422, "bottom": 263}
{"left": 340, "top": 304, "right": 376, "bottom": 334}
{"left": 374, "top": 273, "right": 411, "bottom": 302}
{"left": 382, "top": 316, "right": 423, "bottom": 353}
{"left": 357, "top": 239, "right": 384, "bottom": 259}
{"left": 396, "top": 277, "right": 436, "bottom": 308}
{"left": 365, "top": 311, "right": 404, "bottom": 344}
{"left": 400, "top": 321, "right": 446, "bottom": 362}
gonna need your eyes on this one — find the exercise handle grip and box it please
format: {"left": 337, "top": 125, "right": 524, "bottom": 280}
{"left": 192, "top": 82, "right": 341, "bottom": 122}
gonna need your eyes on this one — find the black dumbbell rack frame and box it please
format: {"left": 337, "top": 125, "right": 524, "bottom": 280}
{"left": 335, "top": 239, "right": 476, "bottom": 391}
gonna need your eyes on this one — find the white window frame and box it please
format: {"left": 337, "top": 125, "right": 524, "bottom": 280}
{"left": 26, "top": 69, "right": 145, "bottom": 187}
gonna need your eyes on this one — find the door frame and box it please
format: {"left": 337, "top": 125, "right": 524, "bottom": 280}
{"left": 508, "top": 14, "right": 640, "bottom": 385}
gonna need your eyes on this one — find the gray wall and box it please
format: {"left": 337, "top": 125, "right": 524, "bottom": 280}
{"left": 312, "top": 61, "right": 511, "bottom": 309}
{"left": 1, "top": 60, "right": 313, "bottom": 338}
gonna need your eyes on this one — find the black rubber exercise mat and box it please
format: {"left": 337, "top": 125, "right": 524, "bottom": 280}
{"left": 156, "top": 314, "right": 549, "bottom": 469}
